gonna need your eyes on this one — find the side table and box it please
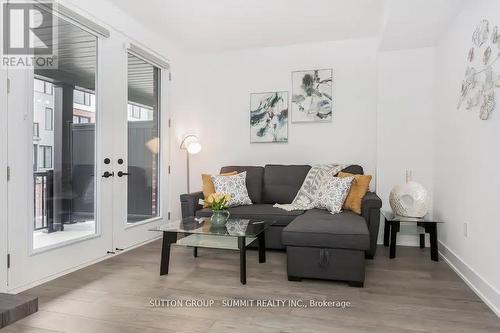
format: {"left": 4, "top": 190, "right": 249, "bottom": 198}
{"left": 382, "top": 211, "right": 443, "bottom": 261}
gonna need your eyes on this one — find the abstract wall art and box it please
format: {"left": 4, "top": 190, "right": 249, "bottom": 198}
{"left": 291, "top": 69, "right": 333, "bottom": 122}
{"left": 458, "top": 19, "right": 500, "bottom": 120}
{"left": 250, "top": 91, "right": 288, "bottom": 143}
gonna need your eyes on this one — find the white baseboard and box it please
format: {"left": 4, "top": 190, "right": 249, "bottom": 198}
{"left": 7, "top": 235, "right": 161, "bottom": 294}
{"left": 439, "top": 241, "right": 500, "bottom": 318}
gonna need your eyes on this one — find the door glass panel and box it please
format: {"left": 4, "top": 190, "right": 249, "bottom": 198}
{"left": 127, "top": 53, "right": 160, "bottom": 223}
{"left": 32, "top": 15, "right": 97, "bottom": 249}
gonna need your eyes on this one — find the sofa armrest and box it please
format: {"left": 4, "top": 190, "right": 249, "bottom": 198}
{"left": 361, "top": 192, "right": 382, "bottom": 259}
{"left": 180, "top": 191, "right": 204, "bottom": 218}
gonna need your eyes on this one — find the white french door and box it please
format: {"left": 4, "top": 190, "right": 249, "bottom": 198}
{"left": 5, "top": 10, "right": 169, "bottom": 291}
{"left": 0, "top": 65, "right": 8, "bottom": 293}
{"left": 6, "top": 38, "right": 114, "bottom": 291}
{"left": 111, "top": 51, "right": 168, "bottom": 251}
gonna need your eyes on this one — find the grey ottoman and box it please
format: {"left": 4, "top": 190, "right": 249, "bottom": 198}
{"left": 282, "top": 209, "right": 370, "bottom": 287}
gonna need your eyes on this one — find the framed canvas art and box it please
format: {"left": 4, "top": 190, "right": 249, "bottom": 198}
{"left": 250, "top": 91, "right": 288, "bottom": 143}
{"left": 291, "top": 69, "right": 333, "bottom": 122}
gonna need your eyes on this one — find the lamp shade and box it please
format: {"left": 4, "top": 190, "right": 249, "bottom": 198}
{"left": 180, "top": 134, "right": 202, "bottom": 155}
{"left": 186, "top": 141, "right": 202, "bottom": 154}
{"left": 146, "top": 137, "right": 160, "bottom": 154}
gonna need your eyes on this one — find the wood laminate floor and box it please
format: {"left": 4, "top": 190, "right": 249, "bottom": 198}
{"left": 3, "top": 242, "right": 499, "bottom": 332}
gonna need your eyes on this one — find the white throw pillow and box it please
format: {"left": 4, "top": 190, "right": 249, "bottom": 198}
{"left": 315, "top": 176, "right": 354, "bottom": 214}
{"left": 211, "top": 171, "right": 252, "bottom": 207}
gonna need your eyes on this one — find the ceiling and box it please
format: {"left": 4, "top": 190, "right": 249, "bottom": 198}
{"left": 380, "top": 0, "right": 468, "bottom": 51}
{"left": 107, "top": 0, "right": 468, "bottom": 54}
{"left": 107, "top": 0, "right": 386, "bottom": 53}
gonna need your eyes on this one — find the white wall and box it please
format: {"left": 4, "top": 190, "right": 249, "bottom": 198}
{"left": 433, "top": 0, "right": 500, "bottom": 315}
{"left": 170, "top": 38, "right": 379, "bottom": 219}
{"left": 377, "top": 47, "right": 435, "bottom": 245}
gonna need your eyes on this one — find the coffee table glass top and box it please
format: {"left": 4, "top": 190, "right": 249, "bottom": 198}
{"left": 151, "top": 217, "right": 275, "bottom": 251}
{"left": 150, "top": 217, "right": 275, "bottom": 238}
{"left": 382, "top": 210, "right": 443, "bottom": 223}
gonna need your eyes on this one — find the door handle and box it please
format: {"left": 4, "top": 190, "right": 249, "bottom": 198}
{"left": 102, "top": 171, "right": 114, "bottom": 178}
{"left": 117, "top": 171, "right": 131, "bottom": 177}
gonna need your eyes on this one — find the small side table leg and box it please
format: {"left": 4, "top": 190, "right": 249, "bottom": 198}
{"left": 193, "top": 247, "right": 198, "bottom": 258}
{"left": 419, "top": 234, "right": 425, "bottom": 249}
{"left": 383, "top": 218, "right": 390, "bottom": 247}
{"left": 429, "top": 223, "right": 439, "bottom": 261}
{"left": 389, "top": 221, "right": 399, "bottom": 259}
{"left": 258, "top": 232, "right": 266, "bottom": 263}
{"left": 238, "top": 236, "right": 247, "bottom": 285}
{"left": 160, "top": 232, "right": 177, "bottom": 275}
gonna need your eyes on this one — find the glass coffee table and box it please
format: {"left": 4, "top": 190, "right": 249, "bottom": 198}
{"left": 382, "top": 211, "right": 443, "bottom": 261}
{"left": 150, "top": 217, "right": 275, "bottom": 285}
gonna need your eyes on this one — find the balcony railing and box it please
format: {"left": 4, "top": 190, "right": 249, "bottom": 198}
{"left": 34, "top": 170, "right": 54, "bottom": 232}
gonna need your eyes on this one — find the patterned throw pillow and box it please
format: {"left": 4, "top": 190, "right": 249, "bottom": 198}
{"left": 202, "top": 171, "right": 238, "bottom": 207}
{"left": 315, "top": 176, "right": 354, "bottom": 214}
{"left": 211, "top": 171, "right": 252, "bottom": 207}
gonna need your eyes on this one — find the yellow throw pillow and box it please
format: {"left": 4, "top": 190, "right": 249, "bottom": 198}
{"left": 202, "top": 171, "right": 237, "bottom": 207}
{"left": 337, "top": 171, "right": 372, "bottom": 215}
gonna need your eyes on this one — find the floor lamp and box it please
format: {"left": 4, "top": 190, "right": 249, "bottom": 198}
{"left": 180, "top": 135, "right": 202, "bottom": 193}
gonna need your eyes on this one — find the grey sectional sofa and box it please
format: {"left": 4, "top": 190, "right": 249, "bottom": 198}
{"left": 180, "top": 164, "right": 382, "bottom": 287}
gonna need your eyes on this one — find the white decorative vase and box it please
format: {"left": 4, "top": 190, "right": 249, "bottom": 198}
{"left": 389, "top": 171, "right": 430, "bottom": 218}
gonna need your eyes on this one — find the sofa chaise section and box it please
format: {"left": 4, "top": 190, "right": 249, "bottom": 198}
{"left": 282, "top": 209, "right": 370, "bottom": 250}
{"left": 282, "top": 209, "right": 370, "bottom": 286}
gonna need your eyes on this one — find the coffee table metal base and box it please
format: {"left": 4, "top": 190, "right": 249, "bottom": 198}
{"left": 160, "top": 232, "right": 177, "bottom": 275}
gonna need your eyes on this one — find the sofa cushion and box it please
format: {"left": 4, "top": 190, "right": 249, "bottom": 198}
{"left": 220, "top": 166, "right": 264, "bottom": 203}
{"left": 338, "top": 172, "right": 372, "bottom": 214}
{"left": 282, "top": 209, "right": 369, "bottom": 250}
{"left": 196, "top": 204, "right": 305, "bottom": 226}
{"left": 340, "top": 165, "right": 364, "bottom": 175}
{"left": 263, "top": 165, "right": 311, "bottom": 204}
